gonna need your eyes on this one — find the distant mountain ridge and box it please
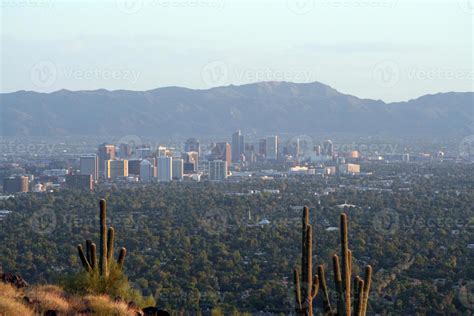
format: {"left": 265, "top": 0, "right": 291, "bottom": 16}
{"left": 0, "top": 81, "right": 472, "bottom": 137}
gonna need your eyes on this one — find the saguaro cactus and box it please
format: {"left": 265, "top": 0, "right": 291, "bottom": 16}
{"left": 294, "top": 206, "right": 319, "bottom": 316}
{"left": 77, "top": 199, "right": 127, "bottom": 278}
{"left": 293, "top": 207, "right": 373, "bottom": 316}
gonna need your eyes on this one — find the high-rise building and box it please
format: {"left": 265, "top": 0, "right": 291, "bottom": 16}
{"left": 232, "top": 130, "right": 245, "bottom": 163}
{"left": 157, "top": 156, "right": 172, "bottom": 182}
{"left": 266, "top": 136, "right": 278, "bottom": 160}
{"left": 3, "top": 176, "right": 29, "bottom": 193}
{"left": 80, "top": 155, "right": 99, "bottom": 181}
{"left": 314, "top": 145, "right": 321, "bottom": 156}
{"left": 182, "top": 151, "right": 199, "bottom": 173}
{"left": 65, "top": 174, "right": 94, "bottom": 190}
{"left": 128, "top": 159, "right": 142, "bottom": 175}
{"left": 209, "top": 160, "right": 227, "bottom": 181}
{"left": 98, "top": 144, "right": 116, "bottom": 176}
{"left": 338, "top": 163, "right": 360, "bottom": 175}
{"left": 106, "top": 160, "right": 128, "bottom": 179}
{"left": 172, "top": 158, "right": 184, "bottom": 180}
{"left": 137, "top": 147, "right": 152, "bottom": 159}
{"left": 118, "top": 143, "right": 132, "bottom": 158}
{"left": 259, "top": 138, "right": 267, "bottom": 157}
{"left": 139, "top": 159, "right": 154, "bottom": 182}
{"left": 323, "top": 140, "right": 334, "bottom": 157}
{"left": 184, "top": 138, "right": 200, "bottom": 157}
{"left": 210, "top": 142, "right": 231, "bottom": 166}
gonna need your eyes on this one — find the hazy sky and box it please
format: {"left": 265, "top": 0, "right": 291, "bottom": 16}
{"left": 1, "top": 0, "right": 472, "bottom": 101}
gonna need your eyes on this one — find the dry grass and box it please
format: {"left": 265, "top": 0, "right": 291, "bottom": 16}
{"left": 0, "top": 283, "right": 138, "bottom": 315}
{"left": 0, "top": 283, "right": 33, "bottom": 316}
{"left": 26, "top": 284, "right": 70, "bottom": 313}
{"left": 84, "top": 295, "right": 133, "bottom": 316}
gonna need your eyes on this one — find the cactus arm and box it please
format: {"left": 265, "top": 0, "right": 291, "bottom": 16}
{"left": 348, "top": 249, "right": 352, "bottom": 273}
{"left": 294, "top": 268, "right": 303, "bottom": 313}
{"left": 311, "top": 275, "right": 319, "bottom": 299}
{"left": 305, "top": 225, "right": 313, "bottom": 309}
{"left": 117, "top": 247, "right": 127, "bottom": 270}
{"left": 360, "top": 266, "right": 372, "bottom": 315}
{"left": 90, "top": 243, "right": 97, "bottom": 270}
{"left": 301, "top": 206, "right": 309, "bottom": 294}
{"left": 107, "top": 227, "right": 115, "bottom": 271}
{"left": 340, "top": 214, "right": 351, "bottom": 315}
{"left": 86, "top": 240, "right": 92, "bottom": 264}
{"left": 317, "top": 265, "right": 333, "bottom": 314}
{"left": 99, "top": 199, "right": 108, "bottom": 277}
{"left": 77, "top": 244, "right": 92, "bottom": 272}
{"left": 353, "top": 276, "right": 363, "bottom": 316}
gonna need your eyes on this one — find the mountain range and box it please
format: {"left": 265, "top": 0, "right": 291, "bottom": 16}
{"left": 0, "top": 81, "right": 472, "bottom": 137}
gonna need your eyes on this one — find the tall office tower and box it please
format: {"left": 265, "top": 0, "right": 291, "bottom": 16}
{"left": 210, "top": 142, "right": 231, "bottom": 166}
{"left": 118, "top": 143, "right": 132, "bottom": 158}
{"left": 232, "top": 130, "right": 245, "bottom": 163}
{"left": 172, "top": 158, "right": 184, "bottom": 180}
{"left": 65, "top": 174, "right": 94, "bottom": 191}
{"left": 139, "top": 159, "right": 154, "bottom": 182}
{"left": 127, "top": 159, "right": 142, "bottom": 175}
{"left": 266, "top": 136, "right": 278, "bottom": 160}
{"left": 244, "top": 143, "right": 256, "bottom": 163}
{"left": 80, "top": 155, "right": 99, "bottom": 181}
{"left": 157, "top": 156, "right": 172, "bottom": 182}
{"left": 323, "top": 140, "right": 334, "bottom": 157}
{"left": 3, "top": 176, "right": 29, "bottom": 193}
{"left": 209, "top": 160, "right": 228, "bottom": 181}
{"left": 157, "top": 146, "right": 173, "bottom": 157}
{"left": 98, "top": 144, "right": 116, "bottom": 176}
{"left": 183, "top": 151, "right": 199, "bottom": 171}
{"left": 314, "top": 145, "right": 321, "bottom": 156}
{"left": 106, "top": 159, "right": 128, "bottom": 179}
{"left": 289, "top": 138, "right": 300, "bottom": 159}
{"left": 137, "top": 147, "right": 152, "bottom": 159}
{"left": 184, "top": 138, "right": 200, "bottom": 157}
{"left": 258, "top": 138, "right": 267, "bottom": 157}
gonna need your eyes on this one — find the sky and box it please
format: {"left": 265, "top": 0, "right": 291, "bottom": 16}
{"left": 0, "top": 0, "right": 472, "bottom": 102}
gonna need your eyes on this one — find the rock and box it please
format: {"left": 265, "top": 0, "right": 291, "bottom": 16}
{"left": 0, "top": 272, "right": 29, "bottom": 288}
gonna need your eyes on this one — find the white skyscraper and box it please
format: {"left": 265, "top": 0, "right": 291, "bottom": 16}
{"left": 140, "top": 159, "right": 153, "bottom": 182}
{"left": 266, "top": 136, "right": 278, "bottom": 160}
{"left": 80, "top": 155, "right": 99, "bottom": 181}
{"left": 172, "top": 158, "right": 183, "bottom": 180}
{"left": 209, "top": 160, "right": 228, "bottom": 181}
{"left": 157, "top": 156, "right": 172, "bottom": 182}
